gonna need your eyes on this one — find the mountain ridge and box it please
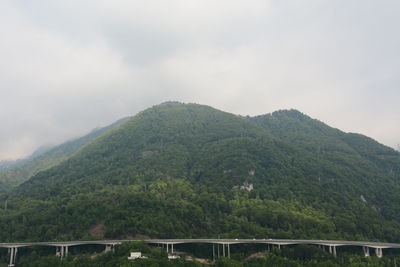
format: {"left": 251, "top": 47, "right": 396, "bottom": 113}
{"left": 0, "top": 117, "right": 128, "bottom": 192}
{"left": 0, "top": 102, "right": 399, "bottom": 243}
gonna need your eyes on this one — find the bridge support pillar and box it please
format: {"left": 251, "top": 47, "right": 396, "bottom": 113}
{"left": 56, "top": 246, "right": 69, "bottom": 259}
{"left": 213, "top": 244, "right": 215, "bottom": 261}
{"left": 171, "top": 244, "right": 174, "bottom": 254}
{"left": 8, "top": 247, "right": 17, "bottom": 267}
{"left": 105, "top": 244, "right": 113, "bottom": 253}
{"left": 363, "top": 246, "right": 370, "bottom": 257}
{"left": 328, "top": 246, "right": 336, "bottom": 257}
{"left": 212, "top": 243, "right": 230, "bottom": 259}
{"left": 375, "top": 248, "right": 383, "bottom": 258}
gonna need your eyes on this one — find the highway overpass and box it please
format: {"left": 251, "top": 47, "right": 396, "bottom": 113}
{"left": 1, "top": 238, "right": 399, "bottom": 266}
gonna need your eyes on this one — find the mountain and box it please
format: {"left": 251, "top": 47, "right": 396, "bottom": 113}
{"left": 0, "top": 117, "right": 128, "bottom": 192}
{"left": 0, "top": 160, "right": 18, "bottom": 171}
{"left": 1, "top": 102, "right": 400, "bottom": 243}
{"left": 0, "top": 146, "right": 56, "bottom": 173}
{"left": 249, "top": 110, "right": 400, "bottom": 219}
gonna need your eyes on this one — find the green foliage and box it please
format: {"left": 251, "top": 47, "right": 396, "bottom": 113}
{"left": 10, "top": 242, "right": 400, "bottom": 267}
{"left": 15, "top": 241, "right": 205, "bottom": 266}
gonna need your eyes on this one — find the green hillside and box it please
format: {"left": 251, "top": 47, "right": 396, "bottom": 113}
{"left": 0, "top": 117, "right": 128, "bottom": 192}
{"left": 1, "top": 102, "right": 400, "bottom": 244}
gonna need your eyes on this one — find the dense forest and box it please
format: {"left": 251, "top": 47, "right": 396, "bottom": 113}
{"left": 0, "top": 102, "right": 400, "bottom": 266}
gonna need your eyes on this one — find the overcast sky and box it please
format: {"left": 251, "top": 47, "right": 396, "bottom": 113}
{"left": 0, "top": 0, "right": 399, "bottom": 160}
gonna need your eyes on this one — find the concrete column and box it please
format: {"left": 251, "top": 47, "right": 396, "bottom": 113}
{"left": 375, "top": 248, "right": 383, "bottom": 258}
{"left": 58, "top": 245, "right": 69, "bottom": 259}
{"left": 363, "top": 246, "right": 370, "bottom": 257}
{"left": 105, "top": 244, "right": 112, "bottom": 253}
{"left": 213, "top": 244, "right": 215, "bottom": 261}
{"left": 328, "top": 245, "right": 337, "bottom": 256}
{"left": 166, "top": 244, "right": 169, "bottom": 254}
{"left": 223, "top": 244, "right": 225, "bottom": 257}
{"left": 227, "top": 244, "right": 230, "bottom": 259}
{"left": 10, "top": 247, "right": 14, "bottom": 267}
{"left": 171, "top": 244, "right": 174, "bottom": 254}
{"left": 9, "top": 247, "right": 14, "bottom": 267}
{"left": 8, "top": 247, "right": 17, "bottom": 267}
{"left": 217, "top": 244, "right": 220, "bottom": 258}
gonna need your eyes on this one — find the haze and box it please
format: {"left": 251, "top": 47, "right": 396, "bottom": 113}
{"left": 1, "top": 0, "right": 399, "bottom": 160}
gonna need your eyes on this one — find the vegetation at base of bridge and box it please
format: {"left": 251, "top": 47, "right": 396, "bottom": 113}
{"left": 1, "top": 242, "right": 400, "bottom": 267}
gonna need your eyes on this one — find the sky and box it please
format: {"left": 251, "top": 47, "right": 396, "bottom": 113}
{"left": 0, "top": 0, "right": 399, "bottom": 160}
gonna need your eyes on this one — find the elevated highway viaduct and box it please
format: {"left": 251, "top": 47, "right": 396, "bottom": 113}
{"left": 1, "top": 238, "right": 399, "bottom": 266}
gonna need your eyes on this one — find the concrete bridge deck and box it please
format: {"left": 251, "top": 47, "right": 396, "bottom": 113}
{"left": 1, "top": 238, "right": 399, "bottom": 266}
{"left": 144, "top": 238, "right": 400, "bottom": 248}
{"left": 2, "top": 238, "right": 399, "bottom": 249}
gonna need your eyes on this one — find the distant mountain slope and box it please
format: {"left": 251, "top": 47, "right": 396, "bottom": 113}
{"left": 250, "top": 109, "right": 400, "bottom": 181}
{"left": 0, "top": 160, "right": 18, "bottom": 171}
{"left": 0, "top": 146, "right": 53, "bottom": 171}
{"left": 250, "top": 109, "right": 399, "bottom": 161}
{"left": 249, "top": 110, "right": 400, "bottom": 218}
{"left": 1, "top": 103, "right": 400, "bottom": 243}
{"left": 0, "top": 117, "right": 128, "bottom": 192}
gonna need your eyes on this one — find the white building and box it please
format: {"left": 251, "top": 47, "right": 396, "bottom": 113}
{"left": 128, "top": 252, "right": 148, "bottom": 260}
{"left": 168, "top": 255, "right": 180, "bottom": 260}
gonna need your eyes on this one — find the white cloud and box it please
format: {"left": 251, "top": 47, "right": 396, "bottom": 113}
{"left": 0, "top": 0, "right": 399, "bottom": 159}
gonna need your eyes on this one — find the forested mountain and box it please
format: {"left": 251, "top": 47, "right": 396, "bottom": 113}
{"left": 1, "top": 102, "right": 400, "bottom": 244}
{"left": 0, "top": 160, "right": 18, "bottom": 171}
{"left": 0, "top": 117, "right": 128, "bottom": 192}
{"left": 0, "top": 146, "right": 53, "bottom": 172}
